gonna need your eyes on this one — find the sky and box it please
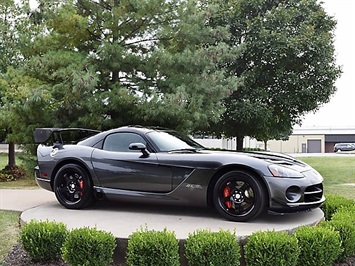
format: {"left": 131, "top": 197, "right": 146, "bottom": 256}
{"left": 26, "top": 0, "right": 354, "bottom": 128}
{"left": 300, "top": 0, "right": 355, "bottom": 129}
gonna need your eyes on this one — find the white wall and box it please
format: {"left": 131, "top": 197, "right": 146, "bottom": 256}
{"left": 194, "top": 137, "right": 258, "bottom": 150}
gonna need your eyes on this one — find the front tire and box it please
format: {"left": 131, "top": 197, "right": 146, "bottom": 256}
{"left": 213, "top": 170, "right": 267, "bottom": 222}
{"left": 53, "top": 164, "right": 94, "bottom": 209}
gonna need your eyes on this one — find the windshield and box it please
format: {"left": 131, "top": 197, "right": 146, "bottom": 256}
{"left": 146, "top": 130, "right": 205, "bottom": 152}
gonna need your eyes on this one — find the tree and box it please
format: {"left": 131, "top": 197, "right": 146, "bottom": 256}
{"left": 0, "top": 0, "right": 26, "bottom": 168}
{"left": 3, "top": 0, "right": 239, "bottom": 145}
{"left": 212, "top": 0, "right": 341, "bottom": 150}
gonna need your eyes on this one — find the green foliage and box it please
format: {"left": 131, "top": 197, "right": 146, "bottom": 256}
{"left": 321, "top": 194, "right": 355, "bottom": 221}
{"left": 17, "top": 152, "right": 37, "bottom": 176}
{"left": 0, "top": 0, "right": 23, "bottom": 73}
{"left": 126, "top": 227, "right": 179, "bottom": 266}
{"left": 0, "top": 0, "right": 341, "bottom": 152}
{"left": 294, "top": 226, "right": 342, "bottom": 266}
{"left": 20, "top": 219, "right": 68, "bottom": 261}
{"left": 62, "top": 227, "right": 116, "bottom": 266}
{"left": 0, "top": 0, "right": 28, "bottom": 165}
{"left": 331, "top": 206, "right": 355, "bottom": 259}
{"left": 0, "top": 210, "right": 20, "bottom": 263}
{"left": 321, "top": 211, "right": 355, "bottom": 260}
{"left": 185, "top": 229, "right": 240, "bottom": 266}
{"left": 1, "top": 0, "right": 239, "bottom": 146}
{"left": 210, "top": 0, "right": 341, "bottom": 148}
{"left": 331, "top": 205, "right": 355, "bottom": 225}
{"left": 243, "top": 147, "right": 263, "bottom": 151}
{"left": 244, "top": 230, "right": 299, "bottom": 266}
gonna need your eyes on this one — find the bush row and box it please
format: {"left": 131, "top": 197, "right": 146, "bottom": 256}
{"left": 20, "top": 195, "right": 355, "bottom": 266}
{"left": 21, "top": 220, "right": 116, "bottom": 266}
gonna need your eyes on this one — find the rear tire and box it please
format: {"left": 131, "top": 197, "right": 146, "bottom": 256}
{"left": 213, "top": 170, "right": 267, "bottom": 222}
{"left": 53, "top": 164, "right": 94, "bottom": 209}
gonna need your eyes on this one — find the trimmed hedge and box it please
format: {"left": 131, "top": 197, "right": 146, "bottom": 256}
{"left": 321, "top": 206, "right": 355, "bottom": 261}
{"left": 185, "top": 229, "right": 240, "bottom": 266}
{"left": 294, "top": 226, "right": 342, "bottom": 266}
{"left": 330, "top": 220, "right": 355, "bottom": 260}
{"left": 244, "top": 230, "right": 299, "bottom": 266}
{"left": 126, "top": 227, "right": 179, "bottom": 266}
{"left": 321, "top": 194, "right": 355, "bottom": 221}
{"left": 18, "top": 194, "right": 355, "bottom": 265}
{"left": 62, "top": 227, "right": 116, "bottom": 266}
{"left": 20, "top": 219, "right": 68, "bottom": 261}
{"left": 332, "top": 205, "right": 355, "bottom": 224}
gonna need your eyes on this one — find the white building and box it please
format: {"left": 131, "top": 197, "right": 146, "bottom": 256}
{"left": 194, "top": 127, "right": 355, "bottom": 153}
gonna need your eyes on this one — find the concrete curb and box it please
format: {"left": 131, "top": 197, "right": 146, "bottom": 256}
{"left": 1, "top": 189, "right": 324, "bottom": 266}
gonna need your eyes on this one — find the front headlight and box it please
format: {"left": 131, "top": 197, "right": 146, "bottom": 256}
{"left": 268, "top": 164, "right": 304, "bottom": 178}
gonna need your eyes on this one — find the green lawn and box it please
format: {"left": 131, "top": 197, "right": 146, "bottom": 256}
{"left": 0, "top": 211, "right": 20, "bottom": 264}
{"left": 0, "top": 153, "right": 25, "bottom": 169}
{"left": 0, "top": 153, "right": 8, "bottom": 168}
{"left": 0, "top": 153, "right": 37, "bottom": 189}
{"left": 0, "top": 153, "right": 25, "bottom": 168}
{"left": 299, "top": 156, "right": 355, "bottom": 200}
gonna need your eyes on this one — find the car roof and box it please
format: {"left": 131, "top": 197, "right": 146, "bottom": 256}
{"left": 78, "top": 126, "right": 168, "bottom": 147}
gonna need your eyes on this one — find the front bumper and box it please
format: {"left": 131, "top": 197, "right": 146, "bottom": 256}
{"left": 265, "top": 169, "right": 325, "bottom": 213}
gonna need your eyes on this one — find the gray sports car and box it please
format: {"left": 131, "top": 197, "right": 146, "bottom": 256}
{"left": 33, "top": 126, "right": 325, "bottom": 222}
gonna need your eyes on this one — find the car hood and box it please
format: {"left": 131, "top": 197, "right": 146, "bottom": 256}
{"left": 201, "top": 149, "right": 310, "bottom": 173}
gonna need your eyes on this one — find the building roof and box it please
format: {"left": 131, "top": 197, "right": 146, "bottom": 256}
{"left": 293, "top": 127, "right": 355, "bottom": 135}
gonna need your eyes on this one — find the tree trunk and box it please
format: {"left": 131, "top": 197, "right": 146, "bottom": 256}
{"left": 236, "top": 136, "right": 244, "bottom": 151}
{"left": 8, "top": 142, "right": 16, "bottom": 168}
{"left": 264, "top": 140, "right": 268, "bottom": 151}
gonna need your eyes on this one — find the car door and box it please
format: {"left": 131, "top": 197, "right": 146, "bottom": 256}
{"left": 91, "top": 132, "right": 172, "bottom": 192}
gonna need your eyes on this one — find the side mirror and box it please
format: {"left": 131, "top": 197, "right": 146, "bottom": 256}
{"left": 129, "top": 143, "right": 150, "bottom": 157}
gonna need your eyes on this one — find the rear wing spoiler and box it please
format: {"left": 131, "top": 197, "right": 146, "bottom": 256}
{"left": 33, "top": 128, "right": 101, "bottom": 144}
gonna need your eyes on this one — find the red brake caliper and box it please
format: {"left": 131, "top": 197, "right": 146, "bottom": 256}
{"left": 223, "top": 186, "right": 232, "bottom": 208}
{"left": 79, "top": 179, "right": 84, "bottom": 197}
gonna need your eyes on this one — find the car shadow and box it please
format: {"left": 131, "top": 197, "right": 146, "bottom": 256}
{"left": 86, "top": 199, "right": 286, "bottom": 222}
{"left": 89, "top": 199, "right": 222, "bottom": 219}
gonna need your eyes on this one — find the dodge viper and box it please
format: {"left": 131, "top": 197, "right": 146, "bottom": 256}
{"left": 33, "top": 126, "right": 325, "bottom": 222}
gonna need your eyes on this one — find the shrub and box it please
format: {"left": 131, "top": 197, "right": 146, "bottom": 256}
{"left": 185, "top": 229, "right": 240, "bottom": 266}
{"left": 321, "top": 194, "right": 355, "bottom": 220}
{"left": 0, "top": 165, "right": 28, "bottom": 182}
{"left": 62, "top": 227, "right": 116, "bottom": 266}
{"left": 18, "top": 153, "right": 38, "bottom": 176}
{"left": 294, "top": 226, "right": 342, "bottom": 266}
{"left": 0, "top": 172, "right": 13, "bottom": 182}
{"left": 20, "top": 219, "right": 68, "bottom": 261}
{"left": 332, "top": 205, "right": 355, "bottom": 225}
{"left": 244, "top": 230, "right": 299, "bottom": 266}
{"left": 126, "top": 227, "right": 179, "bottom": 266}
{"left": 321, "top": 208, "right": 355, "bottom": 260}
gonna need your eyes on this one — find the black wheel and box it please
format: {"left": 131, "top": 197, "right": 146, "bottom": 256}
{"left": 53, "top": 164, "right": 94, "bottom": 209}
{"left": 213, "top": 170, "right": 267, "bottom": 222}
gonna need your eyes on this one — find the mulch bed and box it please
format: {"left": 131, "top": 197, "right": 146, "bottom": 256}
{"left": 2, "top": 243, "right": 120, "bottom": 266}
{"left": 2, "top": 243, "right": 68, "bottom": 266}
{"left": 3, "top": 242, "right": 355, "bottom": 266}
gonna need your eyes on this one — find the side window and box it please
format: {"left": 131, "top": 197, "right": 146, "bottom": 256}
{"left": 103, "top": 133, "right": 146, "bottom": 152}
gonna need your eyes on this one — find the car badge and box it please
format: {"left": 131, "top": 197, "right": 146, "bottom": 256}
{"left": 50, "top": 148, "right": 59, "bottom": 157}
{"left": 186, "top": 184, "right": 203, "bottom": 189}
